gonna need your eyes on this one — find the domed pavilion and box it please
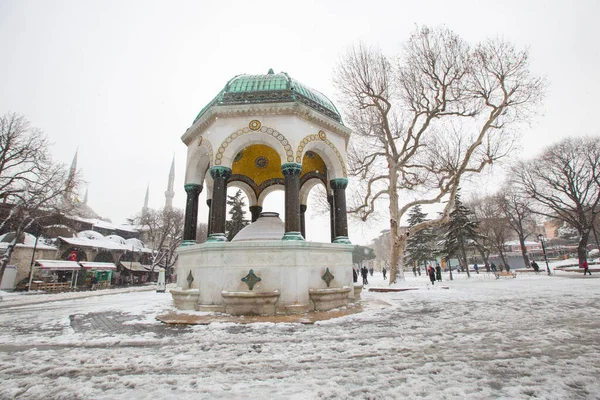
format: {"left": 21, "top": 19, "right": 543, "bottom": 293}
{"left": 174, "top": 70, "right": 356, "bottom": 315}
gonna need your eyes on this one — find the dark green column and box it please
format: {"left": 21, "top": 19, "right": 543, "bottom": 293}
{"left": 281, "top": 162, "right": 304, "bottom": 241}
{"left": 249, "top": 205, "right": 262, "bottom": 222}
{"left": 331, "top": 178, "right": 351, "bottom": 244}
{"left": 182, "top": 183, "right": 203, "bottom": 245}
{"left": 300, "top": 204, "right": 307, "bottom": 240}
{"left": 207, "top": 166, "right": 231, "bottom": 242}
{"left": 328, "top": 194, "right": 335, "bottom": 243}
{"left": 206, "top": 199, "right": 212, "bottom": 236}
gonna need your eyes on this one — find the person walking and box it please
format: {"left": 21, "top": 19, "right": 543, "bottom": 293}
{"left": 369, "top": 267, "right": 374, "bottom": 277}
{"left": 428, "top": 265, "right": 436, "bottom": 285}
{"left": 474, "top": 263, "right": 479, "bottom": 274}
{"left": 582, "top": 260, "right": 592, "bottom": 276}
{"left": 435, "top": 264, "right": 442, "bottom": 282}
{"left": 490, "top": 262, "right": 497, "bottom": 272}
{"left": 382, "top": 267, "right": 387, "bottom": 280}
{"left": 485, "top": 262, "right": 490, "bottom": 273}
{"left": 531, "top": 260, "right": 540, "bottom": 274}
{"left": 412, "top": 266, "right": 417, "bottom": 277}
{"left": 353, "top": 268, "right": 358, "bottom": 283}
{"left": 361, "top": 266, "right": 369, "bottom": 285}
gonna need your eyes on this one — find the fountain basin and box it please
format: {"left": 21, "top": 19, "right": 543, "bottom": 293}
{"left": 174, "top": 240, "right": 353, "bottom": 314}
{"left": 221, "top": 290, "right": 280, "bottom": 316}
{"left": 308, "top": 286, "right": 352, "bottom": 311}
{"left": 170, "top": 288, "right": 200, "bottom": 310}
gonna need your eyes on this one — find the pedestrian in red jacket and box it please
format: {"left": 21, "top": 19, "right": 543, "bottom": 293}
{"left": 582, "top": 260, "right": 592, "bottom": 276}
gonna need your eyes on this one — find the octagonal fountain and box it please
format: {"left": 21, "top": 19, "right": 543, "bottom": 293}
{"left": 171, "top": 70, "right": 356, "bottom": 315}
{"left": 173, "top": 213, "right": 354, "bottom": 315}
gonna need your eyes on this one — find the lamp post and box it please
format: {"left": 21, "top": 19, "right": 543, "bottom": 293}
{"left": 538, "top": 234, "right": 551, "bottom": 275}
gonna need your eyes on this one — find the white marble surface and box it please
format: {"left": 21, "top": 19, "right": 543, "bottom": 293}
{"left": 175, "top": 241, "right": 353, "bottom": 313}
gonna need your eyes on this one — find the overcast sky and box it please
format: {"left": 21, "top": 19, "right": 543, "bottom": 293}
{"left": 1, "top": 0, "right": 598, "bottom": 244}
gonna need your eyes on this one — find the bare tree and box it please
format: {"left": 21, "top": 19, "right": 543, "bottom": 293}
{"left": 133, "top": 207, "right": 184, "bottom": 273}
{"left": 0, "top": 113, "right": 79, "bottom": 282}
{"left": 497, "top": 187, "right": 537, "bottom": 267}
{"left": 514, "top": 136, "right": 600, "bottom": 265}
{"left": 334, "top": 26, "right": 546, "bottom": 283}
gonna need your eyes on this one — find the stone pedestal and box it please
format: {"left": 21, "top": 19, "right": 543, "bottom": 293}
{"left": 352, "top": 283, "right": 363, "bottom": 301}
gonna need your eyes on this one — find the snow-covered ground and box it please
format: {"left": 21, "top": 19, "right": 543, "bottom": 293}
{"left": 1, "top": 265, "right": 599, "bottom": 399}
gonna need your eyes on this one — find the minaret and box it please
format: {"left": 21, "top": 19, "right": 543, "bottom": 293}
{"left": 165, "top": 156, "right": 175, "bottom": 210}
{"left": 143, "top": 184, "right": 149, "bottom": 213}
{"left": 62, "top": 149, "right": 78, "bottom": 207}
{"left": 83, "top": 187, "right": 88, "bottom": 204}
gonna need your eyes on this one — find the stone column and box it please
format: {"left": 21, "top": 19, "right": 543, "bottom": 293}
{"left": 331, "top": 178, "right": 351, "bottom": 244}
{"left": 249, "top": 205, "right": 263, "bottom": 223}
{"left": 182, "top": 183, "right": 203, "bottom": 245}
{"left": 328, "top": 194, "right": 335, "bottom": 243}
{"left": 300, "top": 204, "right": 307, "bottom": 240}
{"left": 207, "top": 166, "right": 231, "bottom": 242}
{"left": 206, "top": 199, "right": 212, "bottom": 236}
{"left": 281, "top": 162, "right": 304, "bottom": 241}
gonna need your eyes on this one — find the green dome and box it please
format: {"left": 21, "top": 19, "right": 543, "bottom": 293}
{"left": 194, "top": 70, "right": 343, "bottom": 124}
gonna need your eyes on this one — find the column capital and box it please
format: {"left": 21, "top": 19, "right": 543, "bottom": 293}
{"left": 330, "top": 178, "right": 348, "bottom": 190}
{"left": 281, "top": 162, "right": 302, "bottom": 176}
{"left": 209, "top": 166, "right": 232, "bottom": 180}
{"left": 184, "top": 183, "right": 203, "bottom": 194}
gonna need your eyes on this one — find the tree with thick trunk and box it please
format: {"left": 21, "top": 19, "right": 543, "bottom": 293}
{"left": 496, "top": 188, "right": 536, "bottom": 267}
{"left": 333, "top": 26, "right": 545, "bottom": 283}
{"left": 514, "top": 136, "right": 600, "bottom": 265}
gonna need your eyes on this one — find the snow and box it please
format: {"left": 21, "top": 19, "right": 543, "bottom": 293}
{"left": 0, "top": 263, "right": 599, "bottom": 399}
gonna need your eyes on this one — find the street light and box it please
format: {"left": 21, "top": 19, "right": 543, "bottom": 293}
{"left": 538, "top": 234, "right": 552, "bottom": 275}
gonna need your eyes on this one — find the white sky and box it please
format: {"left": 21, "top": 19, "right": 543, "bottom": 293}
{"left": 1, "top": 0, "right": 598, "bottom": 244}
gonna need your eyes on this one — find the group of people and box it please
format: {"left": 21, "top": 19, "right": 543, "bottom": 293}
{"left": 352, "top": 265, "right": 388, "bottom": 285}
{"left": 426, "top": 264, "right": 443, "bottom": 285}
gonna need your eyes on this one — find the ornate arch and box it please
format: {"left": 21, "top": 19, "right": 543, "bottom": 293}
{"left": 295, "top": 130, "right": 347, "bottom": 177}
{"left": 214, "top": 120, "right": 295, "bottom": 167}
{"left": 185, "top": 136, "right": 214, "bottom": 185}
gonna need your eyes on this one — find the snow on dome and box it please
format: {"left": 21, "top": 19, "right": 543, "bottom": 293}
{"left": 231, "top": 212, "right": 284, "bottom": 241}
{"left": 77, "top": 230, "right": 105, "bottom": 241}
{"left": 125, "top": 238, "right": 146, "bottom": 250}
{"left": 106, "top": 235, "right": 127, "bottom": 245}
{"left": 0, "top": 232, "right": 36, "bottom": 245}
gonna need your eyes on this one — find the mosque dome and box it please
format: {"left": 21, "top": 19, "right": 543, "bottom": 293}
{"left": 193, "top": 69, "right": 343, "bottom": 125}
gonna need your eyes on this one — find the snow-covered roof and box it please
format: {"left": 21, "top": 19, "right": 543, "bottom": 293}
{"left": 106, "top": 235, "right": 127, "bottom": 245}
{"left": 77, "top": 230, "right": 105, "bottom": 241}
{"left": 0, "top": 232, "right": 57, "bottom": 250}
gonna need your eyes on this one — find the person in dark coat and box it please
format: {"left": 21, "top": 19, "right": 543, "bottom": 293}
{"left": 435, "top": 264, "right": 442, "bottom": 282}
{"left": 412, "top": 266, "right": 417, "bottom": 277}
{"left": 382, "top": 267, "right": 387, "bottom": 280}
{"left": 361, "top": 266, "right": 369, "bottom": 285}
{"left": 531, "top": 260, "right": 540, "bottom": 274}
{"left": 353, "top": 268, "right": 358, "bottom": 283}
{"left": 428, "top": 265, "right": 436, "bottom": 285}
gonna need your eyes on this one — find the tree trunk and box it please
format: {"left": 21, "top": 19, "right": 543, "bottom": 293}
{"left": 458, "top": 230, "right": 470, "bottom": 278}
{"left": 578, "top": 230, "right": 589, "bottom": 265}
{"left": 388, "top": 167, "right": 403, "bottom": 284}
{"left": 518, "top": 234, "right": 530, "bottom": 267}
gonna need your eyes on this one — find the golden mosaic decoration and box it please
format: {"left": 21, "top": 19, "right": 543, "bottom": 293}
{"left": 318, "top": 130, "right": 327, "bottom": 140}
{"left": 249, "top": 120, "right": 261, "bottom": 131}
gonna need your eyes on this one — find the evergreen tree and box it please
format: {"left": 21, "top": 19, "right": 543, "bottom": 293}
{"left": 352, "top": 245, "right": 376, "bottom": 268}
{"left": 441, "top": 191, "right": 479, "bottom": 278}
{"left": 405, "top": 205, "right": 436, "bottom": 270}
{"left": 225, "top": 190, "right": 249, "bottom": 241}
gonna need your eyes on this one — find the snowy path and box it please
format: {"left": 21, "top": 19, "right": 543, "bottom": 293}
{"left": 0, "top": 273, "right": 599, "bottom": 399}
